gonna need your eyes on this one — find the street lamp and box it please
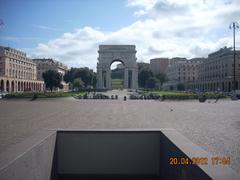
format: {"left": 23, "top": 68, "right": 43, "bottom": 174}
{"left": 229, "top": 22, "right": 239, "bottom": 92}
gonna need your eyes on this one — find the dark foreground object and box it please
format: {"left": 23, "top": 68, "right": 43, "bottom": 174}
{"left": 0, "top": 130, "right": 239, "bottom": 180}
{"left": 198, "top": 94, "right": 207, "bottom": 103}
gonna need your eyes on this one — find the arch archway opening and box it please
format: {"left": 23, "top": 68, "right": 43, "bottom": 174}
{"left": 11, "top": 81, "right": 14, "bottom": 92}
{"left": 110, "top": 60, "right": 124, "bottom": 90}
{"left": 6, "top": 80, "right": 10, "bottom": 92}
{"left": 0, "top": 80, "right": 4, "bottom": 92}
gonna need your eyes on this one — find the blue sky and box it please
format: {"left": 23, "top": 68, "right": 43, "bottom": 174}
{"left": 0, "top": 0, "right": 137, "bottom": 48}
{"left": 0, "top": 0, "right": 240, "bottom": 69}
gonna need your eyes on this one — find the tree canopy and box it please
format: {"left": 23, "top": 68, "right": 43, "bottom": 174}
{"left": 64, "top": 67, "right": 97, "bottom": 88}
{"left": 42, "top": 70, "right": 62, "bottom": 91}
{"left": 147, "top": 77, "right": 158, "bottom": 89}
{"left": 156, "top": 73, "right": 167, "bottom": 86}
{"left": 73, "top": 78, "right": 84, "bottom": 91}
{"left": 138, "top": 69, "right": 154, "bottom": 88}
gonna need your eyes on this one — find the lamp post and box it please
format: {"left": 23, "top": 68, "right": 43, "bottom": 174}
{"left": 229, "top": 22, "right": 239, "bottom": 92}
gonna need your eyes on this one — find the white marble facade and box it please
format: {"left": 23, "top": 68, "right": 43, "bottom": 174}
{"left": 97, "top": 45, "right": 138, "bottom": 89}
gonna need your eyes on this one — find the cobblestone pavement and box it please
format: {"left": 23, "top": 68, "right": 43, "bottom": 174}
{"left": 0, "top": 98, "right": 240, "bottom": 173}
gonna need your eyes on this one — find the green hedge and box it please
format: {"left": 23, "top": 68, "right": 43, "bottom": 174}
{"left": 4, "top": 91, "right": 86, "bottom": 99}
{"left": 140, "top": 91, "right": 226, "bottom": 100}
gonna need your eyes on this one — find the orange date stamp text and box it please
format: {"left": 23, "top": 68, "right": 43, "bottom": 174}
{"left": 169, "top": 156, "right": 230, "bottom": 166}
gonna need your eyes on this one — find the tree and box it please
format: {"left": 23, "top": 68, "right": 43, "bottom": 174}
{"left": 147, "top": 77, "right": 157, "bottom": 89}
{"left": 58, "top": 84, "right": 63, "bottom": 90}
{"left": 92, "top": 74, "right": 97, "bottom": 88}
{"left": 64, "top": 67, "right": 96, "bottom": 89}
{"left": 177, "top": 83, "right": 185, "bottom": 91}
{"left": 42, "top": 70, "right": 62, "bottom": 92}
{"left": 156, "top": 73, "right": 167, "bottom": 86}
{"left": 73, "top": 78, "right": 84, "bottom": 91}
{"left": 138, "top": 69, "right": 153, "bottom": 88}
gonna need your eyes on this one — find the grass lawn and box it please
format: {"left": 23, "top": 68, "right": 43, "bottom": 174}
{"left": 111, "top": 79, "right": 123, "bottom": 89}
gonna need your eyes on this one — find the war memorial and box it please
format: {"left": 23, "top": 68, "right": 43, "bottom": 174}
{"left": 97, "top": 45, "right": 138, "bottom": 90}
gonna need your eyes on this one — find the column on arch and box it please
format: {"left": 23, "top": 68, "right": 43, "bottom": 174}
{"left": 124, "top": 68, "right": 129, "bottom": 89}
{"left": 106, "top": 68, "right": 111, "bottom": 89}
{"left": 9, "top": 80, "right": 12, "bottom": 93}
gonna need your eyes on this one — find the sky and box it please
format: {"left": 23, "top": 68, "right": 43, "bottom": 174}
{"left": 0, "top": 0, "right": 240, "bottom": 70}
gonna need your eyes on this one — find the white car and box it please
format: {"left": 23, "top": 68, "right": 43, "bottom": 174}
{"left": 0, "top": 92, "right": 7, "bottom": 99}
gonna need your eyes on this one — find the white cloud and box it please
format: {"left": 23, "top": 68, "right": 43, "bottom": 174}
{"left": 33, "top": 0, "right": 240, "bottom": 71}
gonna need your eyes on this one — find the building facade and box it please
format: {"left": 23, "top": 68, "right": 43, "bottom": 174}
{"left": 189, "top": 47, "right": 240, "bottom": 92}
{"left": 137, "top": 62, "right": 150, "bottom": 70}
{"left": 165, "top": 58, "right": 204, "bottom": 90}
{"left": 0, "top": 46, "right": 44, "bottom": 92}
{"left": 32, "top": 58, "right": 69, "bottom": 91}
{"left": 149, "top": 58, "right": 170, "bottom": 75}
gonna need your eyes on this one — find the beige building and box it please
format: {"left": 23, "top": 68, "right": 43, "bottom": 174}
{"left": 0, "top": 46, "right": 44, "bottom": 92}
{"left": 32, "top": 58, "right": 69, "bottom": 91}
{"left": 150, "top": 58, "right": 169, "bottom": 75}
{"left": 189, "top": 47, "right": 240, "bottom": 92}
{"left": 165, "top": 58, "right": 204, "bottom": 90}
{"left": 149, "top": 57, "right": 188, "bottom": 75}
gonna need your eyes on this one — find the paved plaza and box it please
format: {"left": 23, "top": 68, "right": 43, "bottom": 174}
{"left": 0, "top": 97, "right": 240, "bottom": 173}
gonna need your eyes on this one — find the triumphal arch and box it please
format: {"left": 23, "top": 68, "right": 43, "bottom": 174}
{"left": 96, "top": 45, "right": 138, "bottom": 89}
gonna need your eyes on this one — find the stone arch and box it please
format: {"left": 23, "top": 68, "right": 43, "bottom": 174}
{"left": 18, "top": 82, "right": 20, "bottom": 91}
{"left": 23, "top": 82, "right": 27, "bottom": 91}
{"left": 0, "top": 79, "right": 4, "bottom": 91}
{"left": 6, "top": 80, "right": 10, "bottom": 92}
{"left": 37, "top": 83, "right": 40, "bottom": 91}
{"left": 21, "top": 82, "right": 24, "bottom": 91}
{"left": 11, "top": 81, "right": 14, "bottom": 92}
{"left": 96, "top": 45, "right": 138, "bottom": 89}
